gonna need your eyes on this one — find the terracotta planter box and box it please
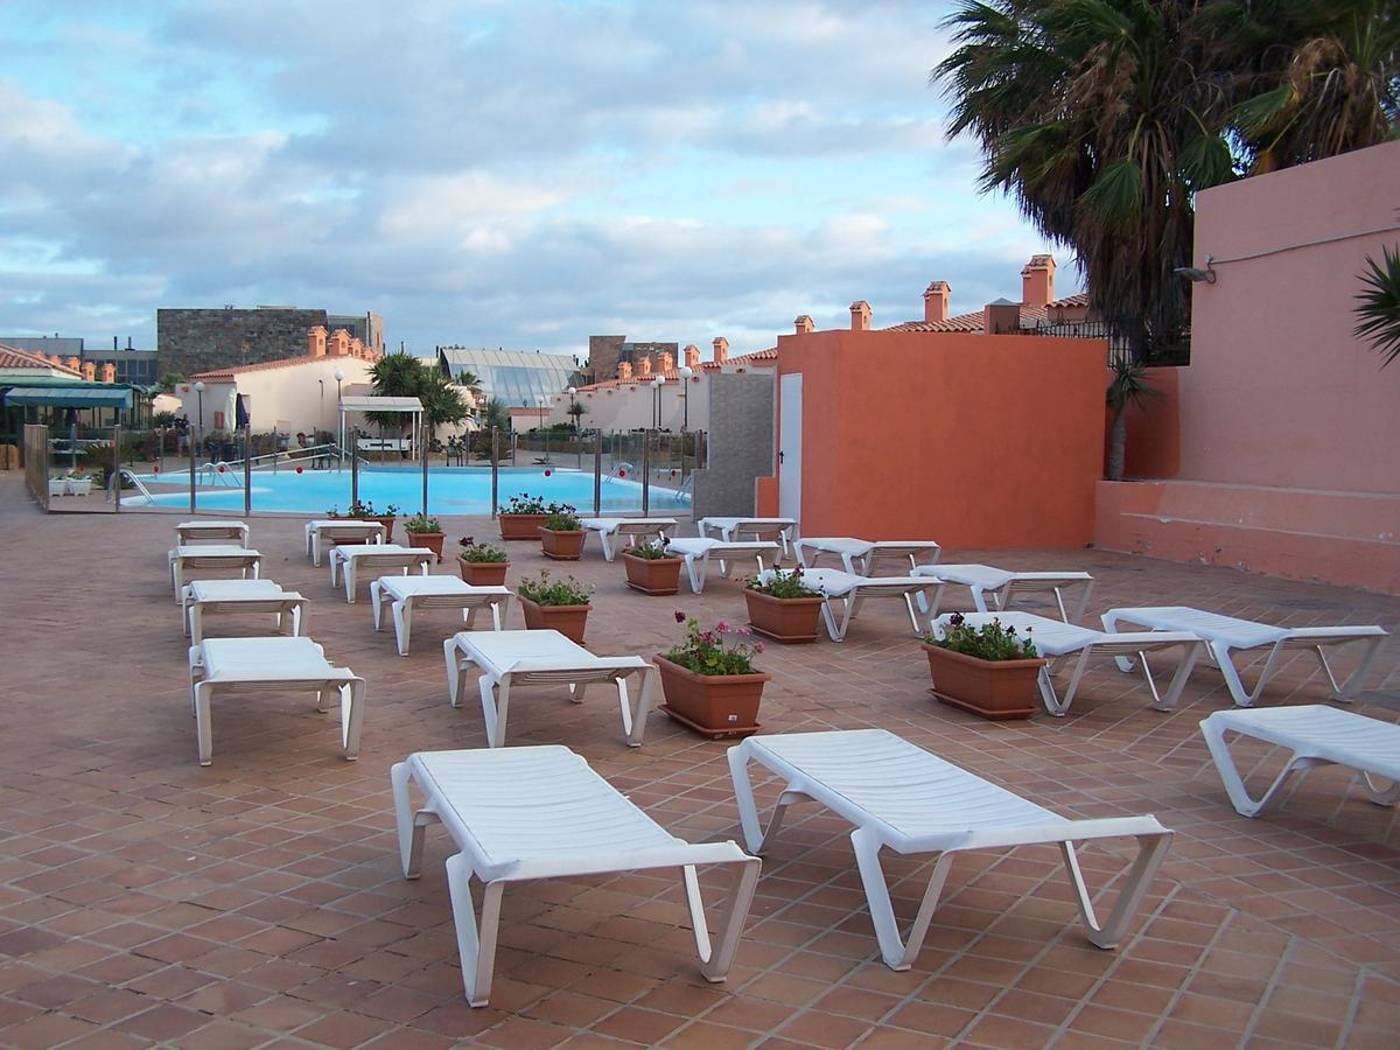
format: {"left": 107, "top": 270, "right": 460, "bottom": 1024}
{"left": 922, "top": 643, "right": 1045, "bottom": 721}
{"left": 745, "top": 590, "right": 824, "bottom": 643}
{"left": 540, "top": 528, "right": 585, "bottom": 561}
{"left": 654, "top": 654, "right": 770, "bottom": 740}
{"left": 406, "top": 531, "right": 445, "bottom": 563}
{"left": 499, "top": 513, "right": 548, "bottom": 541}
{"left": 520, "top": 596, "right": 590, "bottom": 644}
{"left": 458, "top": 557, "right": 509, "bottom": 586}
{"left": 622, "top": 552, "right": 683, "bottom": 595}
{"left": 374, "top": 516, "right": 396, "bottom": 544}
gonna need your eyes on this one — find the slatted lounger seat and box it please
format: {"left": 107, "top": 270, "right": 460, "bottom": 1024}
{"left": 754, "top": 568, "right": 936, "bottom": 641}
{"left": 795, "top": 537, "right": 941, "bottom": 575}
{"left": 181, "top": 579, "right": 308, "bottom": 645}
{"left": 371, "top": 576, "right": 510, "bottom": 656}
{"left": 168, "top": 545, "right": 263, "bottom": 598}
{"left": 912, "top": 563, "right": 1095, "bottom": 622}
{"left": 391, "top": 746, "right": 760, "bottom": 1006}
{"left": 327, "top": 544, "right": 433, "bottom": 603}
{"left": 728, "top": 729, "right": 1172, "bottom": 970}
{"left": 1199, "top": 706, "right": 1400, "bottom": 817}
{"left": 697, "top": 516, "right": 797, "bottom": 556}
{"left": 175, "top": 520, "right": 250, "bottom": 546}
{"left": 1102, "top": 606, "right": 1387, "bottom": 708}
{"left": 664, "top": 537, "right": 779, "bottom": 594}
{"left": 304, "top": 519, "right": 387, "bottom": 566}
{"left": 188, "top": 637, "right": 365, "bottom": 766}
{"left": 933, "top": 612, "right": 1204, "bottom": 716}
{"left": 444, "top": 629, "right": 660, "bottom": 747}
{"left": 580, "top": 517, "right": 678, "bottom": 561}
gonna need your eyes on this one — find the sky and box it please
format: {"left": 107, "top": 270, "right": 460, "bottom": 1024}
{"left": 0, "top": 0, "right": 1077, "bottom": 359}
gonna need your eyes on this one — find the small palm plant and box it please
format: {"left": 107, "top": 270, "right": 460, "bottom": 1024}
{"left": 1354, "top": 245, "right": 1400, "bottom": 369}
{"left": 1106, "top": 353, "right": 1159, "bottom": 481}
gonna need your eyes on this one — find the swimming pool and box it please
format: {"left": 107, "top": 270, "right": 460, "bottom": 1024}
{"left": 132, "top": 467, "right": 691, "bottom": 515}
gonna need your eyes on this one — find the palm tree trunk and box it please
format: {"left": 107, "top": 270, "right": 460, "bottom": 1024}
{"left": 1107, "top": 409, "right": 1128, "bottom": 481}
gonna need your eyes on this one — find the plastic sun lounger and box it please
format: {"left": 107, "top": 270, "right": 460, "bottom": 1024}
{"left": 327, "top": 544, "right": 433, "bottom": 603}
{"left": 664, "top": 537, "right": 779, "bottom": 594}
{"left": 580, "top": 517, "right": 678, "bottom": 561}
{"left": 371, "top": 576, "right": 511, "bottom": 656}
{"left": 304, "top": 519, "right": 387, "bottom": 566}
{"left": 755, "top": 568, "right": 935, "bottom": 641}
{"left": 795, "top": 537, "right": 941, "bottom": 575}
{"left": 1199, "top": 706, "right": 1400, "bottom": 817}
{"left": 175, "top": 520, "right": 250, "bottom": 546}
{"left": 444, "top": 629, "right": 660, "bottom": 747}
{"left": 390, "top": 746, "right": 760, "bottom": 1007}
{"left": 1101, "top": 606, "right": 1387, "bottom": 708}
{"left": 181, "top": 579, "right": 308, "bottom": 645}
{"left": 728, "top": 729, "right": 1172, "bottom": 970}
{"left": 912, "top": 563, "right": 1095, "bottom": 622}
{"left": 168, "top": 545, "right": 263, "bottom": 599}
{"left": 933, "top": 612, "right": 1205, "bottom": 717}
{"left": 188, "top": 637, "right": 365, "bottom": 767}
{"left": 697, "top": 516, "right": 797, "bottom": 556}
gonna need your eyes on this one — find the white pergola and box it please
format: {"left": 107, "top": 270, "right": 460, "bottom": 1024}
{"left": 338, "top": 395, "right": 425, "bottom": 461}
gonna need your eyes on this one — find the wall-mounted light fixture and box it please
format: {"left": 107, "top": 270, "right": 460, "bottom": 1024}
{"left": 1173, "top": 255, "right": 1217, "bottom": 284}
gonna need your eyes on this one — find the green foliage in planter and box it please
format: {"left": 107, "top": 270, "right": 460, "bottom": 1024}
{"left": 625, "top": 541, "right": 674, "bottom": 560}
{"left": 544, "top": 507, "right": 582, "bottom": 531}
{"left": 747, "top": 567, "right": 821, "bottom": 598}
{"left": 499, "top": 493, "right": 548, "bottom": 514}
{"left": 458, "top": 536, "right": 508, "bottom": 562}
{"left": 665, "top": 611, "right": 763, "bottom": 675}
{"left": 924, "top": 612, "right": 1038, "bottom": 661}
{"left": 517, "top": 570, "right": 594, "bottom": 606}
{"left": 404, "top": 513, "right": 441, "bottom": 533}
{"left": 326, "top": 500, "right": 399, "bottom": 519}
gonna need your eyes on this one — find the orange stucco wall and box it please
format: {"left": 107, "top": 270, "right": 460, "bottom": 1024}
{"left": 776, "top": 330, "right": 1106, "bottom": 548}
{"left": 1107, "top": 366, "right": 1181, "bottom": 479}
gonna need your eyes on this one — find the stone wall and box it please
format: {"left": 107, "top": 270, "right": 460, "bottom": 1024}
{"left": 586, "top": 335, "right": 678, "bottom": 382}
{"left": 157, "top": 308, "right": 330, "bottom": 376}
{"left": 691, "top": 372, "right": 774, "bottom": 519}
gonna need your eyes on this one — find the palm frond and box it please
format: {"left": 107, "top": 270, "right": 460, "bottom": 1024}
{"left": 1354, "top": 245, "right": 1400, "bottom": 367}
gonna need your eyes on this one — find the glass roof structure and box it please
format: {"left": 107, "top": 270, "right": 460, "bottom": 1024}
{"left": 425, "top": 347, "right": 581, "bottom": 410}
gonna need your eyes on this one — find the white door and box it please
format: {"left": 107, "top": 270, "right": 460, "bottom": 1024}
{"left": 779, "top": 373, "right": 802, "bottom": 524}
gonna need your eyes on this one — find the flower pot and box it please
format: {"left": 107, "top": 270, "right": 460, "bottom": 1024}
{"left": 458, "top": 557, "right": 509, "bottom": 586}
{"left": 922, "top": 643, "right": 1045, "bottom": 721}
{"left": 745, "top": 590, "right": 825, "bottom": 643}
{"left": 653, "top": 654, "right": 770, "bottom": 740}
{"left": 407, "top": 531, "right": 445, "bottom": 563}
{"left": 622, "top": 552, "right": 683, "bottom": 595}
{"left": 540, "top": 528, "right": 585, "bottom": 561}
{"left": 373, "top": 516, "right": 396, "bottom": 543}
{"left": 499, "top": 513, "right": 549, "bottom": 541}
{"left": 519, "top": 596, "right": 591, "bottom": 643}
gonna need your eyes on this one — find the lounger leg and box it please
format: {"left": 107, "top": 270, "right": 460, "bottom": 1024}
{"left": 727, "top": 744, "right": 766, "bottom": 854}
{"left": 489, "top": 599, "right": 503, "bottom": 631}
{"left": 693, "top": 858, "right": 762, "bottom": 982}
{"left": 328, "top": 554, "right": 339, "bottom": 588}
{"left": 1316, "top": 635, "right": 1384, "bottom": 701}
{"left": 971, "top": 585, "right": 991, "bottom": 614}
{"left": 902, "top": 592, "right": 922, "bottom": 635}
{"left": 344, "top": 563, "right": 356, "bottom": 604}
{"left": 820, "top": 598, "right": 843, "bottom": 642}
{"left": 917, "top": 583, "right": 947, "bottom": 617}
{"left": 480, "top": 676, "right": 511, "bottom": 747}
{"left": 852, "top": 826, "right": 954, "bottom": 971}
{"left": 623, "top": 667, "right": 657, "bottom": 747}
{"left": 393, "top": 599, "right": 413, "bottom": 657}
{"left": 684, "top": 555, "right": 707, "bottom": 594}
{"left": 444, "top": 638, "right": 468, "bottom": 707}
{"left": 1061, "top": 831, "right": 1172, "bottom": 949}
{"left": 340, "top": 680, "right": 365, "bottom": 759}
{"left": 599, "top": 532, "right": 614, "bottom": 562}
{"left": 370, "top": 582, "right": 384, "bottom": 630}
{"left": 1070, "top": 581, "right": 1094, "bottom": 622}
{"left": 290, "top": 603, "right": 304, "bottom": 637}
{"left": 390, "top": 762, "right": 426, "bottom": 878}
{"left": 1037, "top": 651, "right": 1086, "bottom": 717}
{"left": 189, "top": 606, "right": 204, "bottom": 646}
{"left": 1216, "top": 641, "right": 1282, "bottom": 707}
{"left": 1359, "top": 774, "right": 1400, "bottom": 806}
{"left": 194, "top": 682, "right": 215, "bottom": 766}
{"left": 1150, "top": 643, "right": 1204, "bottom": 712}
{"left": 445, "top": 855, "right": 504, "bottom": 1008}
{"left": 1200, "top": 720, "right": 1326, "bottom": 817}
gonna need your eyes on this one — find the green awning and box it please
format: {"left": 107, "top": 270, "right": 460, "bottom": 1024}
{"left": 3, "top": 387, "right": 134, "bottom": 408}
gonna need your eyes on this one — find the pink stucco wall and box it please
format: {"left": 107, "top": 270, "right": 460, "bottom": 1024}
{"left": 1177, "top": 139, "right": 1400, "bottom": 493}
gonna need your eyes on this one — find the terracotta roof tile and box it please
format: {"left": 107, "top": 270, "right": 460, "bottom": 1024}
{"left": 192, "top": 355, "right": 328, "bottom": 380}
{"left": 884, "top": 293, "right": 1088, "bottom": 334}
{"left": 0, "top": 344, "right": 82, "bottom": 376}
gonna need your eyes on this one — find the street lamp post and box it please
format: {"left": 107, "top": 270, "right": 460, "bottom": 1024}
{"left": 334, "top": 368, "right": 345, "bottom": 467}
{"left": 678, "top": 366, "right": 692, "bottom": 431}
{"left": 567, "top": 386, "right": 580, "bottom": 469}
{"left": 651, "top": 375, "right": 664, "bottom": 429}
{"left": 193, "top": 380, "right": 205, "bottom": 465}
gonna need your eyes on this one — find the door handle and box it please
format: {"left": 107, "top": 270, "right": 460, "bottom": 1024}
{"left": 778, "top": 450, "right": 785, "bottom": 464}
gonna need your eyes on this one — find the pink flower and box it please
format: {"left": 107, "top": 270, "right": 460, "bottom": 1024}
{"left": 753, "top": 641, "right": 765, "bottom": 653}
{"left": 716, "top": 620, "right": 730, "bottom": 633}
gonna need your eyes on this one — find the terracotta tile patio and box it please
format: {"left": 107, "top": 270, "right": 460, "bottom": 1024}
{"left": 1, "top": 478, "right": 1398, "bottom": 1048}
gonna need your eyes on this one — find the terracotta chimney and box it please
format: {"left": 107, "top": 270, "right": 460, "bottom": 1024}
{"left": 307, "top": 325, "right": 327, "bottom": 358}
{"left": 983, "top": 298, "right": 1022, "bottom": 335}
{"left": 659, "top": 350, "right": 674, "bottom": 374}
{"left": 66, "top": 356, "right": 81, "bottom": 372}
{"left": 638, "top": 355, "right": 652, "bottom": 377}
{"left": 713, "top": 336, "right": 729, "bottom": 364}
{"left": 81, "top": 361, "right": 97, "bottom": 381}
{"left": 349, "top": 337, "right": 364, "bottom": 359}
{"left": 683, "top": 344, "right": 701, "bottom": 369}
{"left": 794, "top": 315, "right": 814, "bottom": 334}
{"left": 849, "top": 300, "right": 872, "bottom": 331}
{"left": 618, "top": 360, "right": 633, "bottom": 381}
{"left": 100, "top": 363, "right": 116, "bottom": 383}
{"left": 1021, "top": 254, "right": 1055, "bottom": 309}
{"left": 329, "top": 328, "right": 351, "bottom": 357}
{"left": 923, "top": 281, "right": 951, "bottom": 324}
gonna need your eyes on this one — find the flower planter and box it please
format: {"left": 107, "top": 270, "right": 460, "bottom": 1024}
{"left": 519, "top": 596, "right": 591, "bottom": 643}
{"left": 922, "top": 643, "right": 1045, "bottom": 721}
{"left": 407, "top": 530, "right": 445, "bottom": 563}
{"left": 745, "top": 590, "right": 824, "bottom": 643}
{"left": 499, "top": 513, "right": 549, "bottom": 541}
{"left": 654, "top": 654, "right": 770, "bottom": 740}
{"left": 540, "top": 528, "right": 585, "bottom": 561}
{"left": 458, "top": 557, "right": 510, "bottom": 586}
{"left": 622, "top": 552, "right": 683, "bottom": 595}
{"left": 371, "top": 516, "right": 396, "bottom": 543}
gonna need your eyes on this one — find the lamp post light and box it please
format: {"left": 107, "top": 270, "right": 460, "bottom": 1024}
{"left": 193, "top": 380, "right": 205, "bottom": 464}
{"left": 334, "top": 368, "right": 345, "bottom": 466}
{"left": 568, "top": 386, "right": 580, "bottom": 468}
{"left": 678, "top": 366, "right": 692, "bottom": 431}
{"left": 651, "top": 375, "right": 664, "bottom": 429}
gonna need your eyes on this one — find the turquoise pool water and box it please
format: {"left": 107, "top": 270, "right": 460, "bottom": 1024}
{"left": 133, "top": 467, "right": 690, "bottom": 515}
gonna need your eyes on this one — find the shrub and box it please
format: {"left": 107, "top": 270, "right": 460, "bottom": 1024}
{"left": 664, "top": 611, "right": 764, "bottom": 675}
{"left": 544, "top": 508, "right": 581, "bottom": 531}
{"left": 404, "top": 513, "right": 441, "bottom": 533}
{"left": 625, "top": 541, "right": 674, "bottom": 560}
{"left": 517, "top": 570, "right": 594, "bottom": 606}
{"left": 500, "top": 494, "right": 548, "bottom": 515}
{"left": 747, "top": 567, "right": 820, "bottom": 598}
{"left": 925, "top": 613, "right": 1038, "bottom": 661}
{"left": 458, "top": 536, "right": 508, "bottom": 562}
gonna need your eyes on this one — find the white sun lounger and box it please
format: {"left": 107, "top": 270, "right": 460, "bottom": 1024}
{"left": 327, "top": 544, "right": 433, "bottom": 603}
{"left": 1199, "top": 706, "right": 1400, "bottom": 817}
{"left": 371, "top": 576, "right": 510, "bottom": 656}
{"left": 175, "top": 520, "right": 250, "bottom": 546}
{"left": 188, "top": 637, "right": 365, "bottom": 767}
{"left": 912, "top": 563, "right": 1095, "bottom": 622}
{"left": 444, "top": 629, "right": 660, "bottom": 747}
{"left": 181, "top": 579, "right": 308, "bottom": 645}
{"left": 168, "top": 545, "right": 263, "bottom": 599}
{"left": 933, "top": 612, "right": 1205, "bottom": 716}
{"left": 391, "top": 746, "right": 760, "bottom": 1006}
{"left": 697, "top": 516, "right": 797, "bottom": 556}
{"left": 580, "top": 517, "right": 678, "bottom": 561}
{"left": 304, "top": 519, "right": 387, "bottom": 566}
{"left": 795, "top": 537, "right": 941, "bottom": 575}
{"left": 754, "top": 568, "right": 936, "bottom": 641}
{"left": 1102, "top": 606, "right": 1387, "bottom": 708}
{"left": 728, "top": 729, "right": 1171, "bottom": 970}
{"left": 665, "top": 537, "right": 779, "bottom": 594}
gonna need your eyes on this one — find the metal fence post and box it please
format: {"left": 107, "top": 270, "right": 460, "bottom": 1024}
{"left": 243, "top": 423, "right": 252, "bottom": 518}
{"left": 641, "top": 429, "right": 651, "bottom": 517}
{"left": 593, "top": 429, "right": 602, "bottom": 516}
{"left": 421, "top": 421, "right": 430, "bottom": 515}
{"left": 350, "top": 435, "right": 360, "bottom": 509}
{"left": 490, "top": 426, "right": 500, "bottom": 518}
{"left": 112, "top": 424, "right": 122, "bottom": 514}
{"left": 189, "top": 435, "right": 197, "bottom": 513}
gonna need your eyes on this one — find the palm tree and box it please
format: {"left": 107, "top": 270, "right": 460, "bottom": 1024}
{"left": 366, "top": 352, "right": 425, "bottom": 432}
{"left": 1354, "top": 244, "right": 1400, "bottom": 368}
{"left": 566, "top": 400, "right": 587, "bottom": 431}
{"left": 417, "top": 371, "right": 471, "bottom": 440}
{"left": 1106, "top": 352, "right": 1160, "bottom": 480}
